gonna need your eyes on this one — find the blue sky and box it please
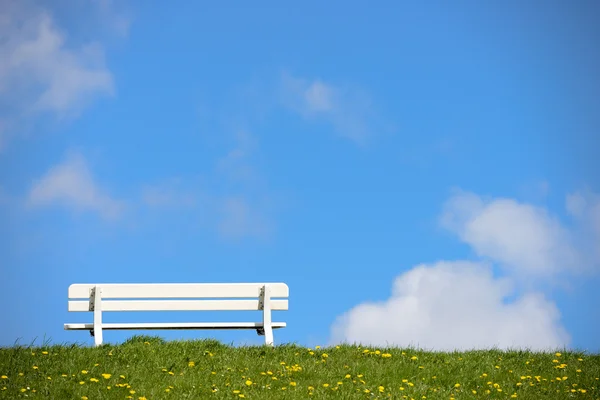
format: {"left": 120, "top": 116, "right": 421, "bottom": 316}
{"left": 1, "top": 1, "right": 599, "bottom": 352}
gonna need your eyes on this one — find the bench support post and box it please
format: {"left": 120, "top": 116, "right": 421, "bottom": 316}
{"left": 259, "top": 285, "right": 274, "bottom": 346}
{"left": 90, "top": 286, "right": 103, "bottom": 347}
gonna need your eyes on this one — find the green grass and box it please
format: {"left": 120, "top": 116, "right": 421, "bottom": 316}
{"left": 1, "top": 335, "right": 598, "bottom": 399}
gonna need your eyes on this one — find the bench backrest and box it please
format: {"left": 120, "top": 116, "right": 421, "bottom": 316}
{"left": 67, "top": 283, "right": 289, "bottom": 312}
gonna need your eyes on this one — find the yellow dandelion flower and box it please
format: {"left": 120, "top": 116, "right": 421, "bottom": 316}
{"left": 378, "top": 386, "right": 385, "bottom": 392}
{"left": 323, "top": 383, "right": 329, "bottom": 388}
{"left": 81, "top": 370, "right": 88, "bottom": 374}
{"left": 245, "top": 380, "right": 252, "bottom": 386}
{"left": 345, "top": 374, "right": 351, "bottom": 379}
{"left": 81, "top": 397, "right": 88, "bottom": 400}
{"left": 0, "top": 376, "right": 6, "bottom": 379}
{"left": 411, "top": 356, "right": 418, "bottom": 360}
{"left": 555, "top": 352, "right": 562, "bottom": 357}
{"left": 454, "top": 383, "right": 460, "bottom": 388}
{"left": 102, "top": 373, "right": 111, "bottom": 379}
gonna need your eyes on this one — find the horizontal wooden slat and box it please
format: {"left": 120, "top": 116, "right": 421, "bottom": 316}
{"left": 64, "top": 322, "right": 287, "bottom": 330}
{"left": 68, "top": 299, "right": 289, "bottom": 312}
{"left": 68, "top": 283, "right": 289, "bottom": 299}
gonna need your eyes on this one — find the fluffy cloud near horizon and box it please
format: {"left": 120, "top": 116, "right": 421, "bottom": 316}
{"left": 28, "top": 152, "right": 124, "bottom": 219}
{"left": 330, "top": 261, "right": 569, "bottom": 351}
{"left": 330, "top": 190, "right": 599, "bottom": 350}
{"left": 280, "top": 72, "right": 381, "bottom": 144}
{"left": 0, "top": 0, "right": 114, "bottom": 149}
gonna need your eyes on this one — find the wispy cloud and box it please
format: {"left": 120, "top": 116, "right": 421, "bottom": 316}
{"left": 0, "top": 0, "right": 115, "bottom": 148}
{"left": 217, "top": 196, "right": 273, "bottom": 240}
{"left": 141, "top": 178, "right": 198, "bottom": 209}
{"left": 216, "top": 130, "right": 260, "bottom": 186}
{"left": 28, "top": 151, "right": 124, "bottom": 219}
{"left": 280, "top": 72, "right": 382, "bottom": 145}
{"left": 331, "top": 189, "right": 600, "bottom": 350}
{"left": 93, "top": 0, "right": 132, "bottom": 37}
{"left": 139, "top": 130, "right": 275, "bottom": 240}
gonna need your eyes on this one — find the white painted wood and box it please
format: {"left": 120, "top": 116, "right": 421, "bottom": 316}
{"left": 66, "top": 283, "right": 289, "bottom": 346}
{"left": 69, "top": 283, "right": 289, "bottom": 299}
{"left": 68, "top": 299, "right": 289, "bottom": 312}
{"left": 91, "top": 286, "right": 103, "bottom": 347}
{"left": 64, "top": 322, "right": 287, "bottom": 330}
{"left": 261, "top": 285, "right": 274, "bottom": 346}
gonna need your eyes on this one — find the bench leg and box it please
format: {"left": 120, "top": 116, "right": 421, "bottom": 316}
{"left": 263, "top": 325, "right": 274, "bottom": 346}
{"left": 259, "top": 285, "right": 275, "bottom": 346}
{"left": 91, "top": 328, "right": 103, "bottom": 346}
{"left": 91, "top": 286, "right": 103, "bottom": 346}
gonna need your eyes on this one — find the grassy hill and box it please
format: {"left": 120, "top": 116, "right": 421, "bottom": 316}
{"left": 1, "top": 335, "right": 598, "bottom": 399}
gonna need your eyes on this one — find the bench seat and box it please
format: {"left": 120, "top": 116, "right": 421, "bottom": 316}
{"left": 64, "top": 322, "right": 287, "bottom": 330}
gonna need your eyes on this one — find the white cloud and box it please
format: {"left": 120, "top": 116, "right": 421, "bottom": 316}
{"left": 330, "top": 261, "right": 569, "bottom": 351}
{"left": 440, "top": 191, "right": 581, "bottom": 276}
{"left": 28, "top": 152, "right": 123, "bottom": 219}
{"left": 330, "top": 189, "right": 600, "bottom": 349}
{"left": 0, "top": 0, "right": 114, "bottom": 146}
{"left": 280, "top": 72, "right": 379, "bottom": 144}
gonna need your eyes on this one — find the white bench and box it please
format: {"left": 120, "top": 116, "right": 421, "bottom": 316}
{"left": 64, "top": 283, "right": 289, "bottom": 346}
